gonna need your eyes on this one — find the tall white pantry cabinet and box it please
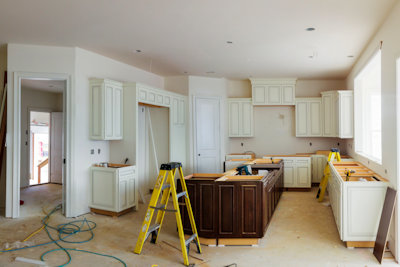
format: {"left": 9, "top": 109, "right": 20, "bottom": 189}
{"left": 228, "top": 98, "right": 254, "bottom": 137}
{"left": 90, "top": 79, "right": 123, "bottom": 140}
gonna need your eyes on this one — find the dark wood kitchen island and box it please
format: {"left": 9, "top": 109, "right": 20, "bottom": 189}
{"left": 178, "top": 160, "right": 283, "bottom": 245}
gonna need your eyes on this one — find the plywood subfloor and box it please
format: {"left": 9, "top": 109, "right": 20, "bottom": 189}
{"left": 0, "top": 186, "right": 397, "bottom": 266}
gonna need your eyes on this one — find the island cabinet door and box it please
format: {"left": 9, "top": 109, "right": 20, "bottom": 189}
{"left": 237, "top": 183, "right": 262, "bottom": 237}
{"left": 196, "top": 182, "right": 217, "bottom": 237}
{"left": 217, "top": 183, "right": 239, "bottom": 237}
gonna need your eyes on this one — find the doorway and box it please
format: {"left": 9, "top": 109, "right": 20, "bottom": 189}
{"left": 29, "top": 111, "right": 50, "bottom": 185}
{"left": 137, "top": 104, "right": 169, "bottom": 195}
{"left": 19, "top": 78, "right": 65, "bottom": 217}
{"left": 194, "top": 97, "right": 221, "bottom": 173}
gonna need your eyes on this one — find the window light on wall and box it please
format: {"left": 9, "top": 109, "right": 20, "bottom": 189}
{"left": 354, "top": 49, "right": 382, "bottom": 163}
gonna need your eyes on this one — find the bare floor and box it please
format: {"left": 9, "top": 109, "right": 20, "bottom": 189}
{"left": 0, "top": 185, "right": 398, "bottom": 267}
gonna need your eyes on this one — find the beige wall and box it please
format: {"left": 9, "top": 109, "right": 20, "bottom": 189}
{"left": 164, "top": 76, "right": 189, "bottom": 95}
{"left": 344, "top": 1, "right": 400, "bottom": 257}
{"left": 227, "top": 79, "right": 347, "bottom": 157}
{"left": 20, "top": 88, "right": 63, "bottom": 188}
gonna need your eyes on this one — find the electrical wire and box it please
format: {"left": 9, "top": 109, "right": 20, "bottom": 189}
{"left": 0, "top": 204, "right": 127, "bottom": 267}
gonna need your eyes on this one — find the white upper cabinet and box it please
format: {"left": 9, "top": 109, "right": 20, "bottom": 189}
{"left": 228, "top": 98, "right": 254, "bottom": 137}
{"left": 295, "top": 98, "right": 322, "bottom": 137}
{"left": 90, "top": 78, "right": 123, "bottom": 140}
{"left": 321, "top": 90, "right": 353, "bottom": 138}
{"left": 250, "top": 78, "right": 297, "bottom": 105}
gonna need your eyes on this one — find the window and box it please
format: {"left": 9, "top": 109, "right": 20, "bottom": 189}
{"left": 354, "top": 50, "right": 382, "bottom": 163}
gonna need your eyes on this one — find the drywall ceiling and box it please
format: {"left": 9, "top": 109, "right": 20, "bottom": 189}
{"left": 22, "top": 79, "right": 65, "bottom": 93}
{"left": 0, "top": 0, "right": 396, "bottom": 79}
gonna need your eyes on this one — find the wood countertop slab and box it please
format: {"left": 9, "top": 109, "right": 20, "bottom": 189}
{"left": 263, "top": 154, "right": 311, "bottom": 157}
{"left": 331, "top": 161, "right": 388, "bottom": 182}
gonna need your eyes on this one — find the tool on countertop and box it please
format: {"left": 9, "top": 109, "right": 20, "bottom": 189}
{"left": 134, "top": 162, "right": 201, "bottom": 266}
{"left": 345, "top": 169, "right": 356, "bottom": 181}
{"left": 316, "top": 148, "right": 341, "bottom": 202}
{"left": 236, "top": 164, "right": 252, "bottom": 175}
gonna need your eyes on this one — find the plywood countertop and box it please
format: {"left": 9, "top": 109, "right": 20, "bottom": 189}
{"left": 264, "top": 154, "right": 312, "bottom": 157}
{"left": 331, "top": 161, "right": 388, "bottom": 182}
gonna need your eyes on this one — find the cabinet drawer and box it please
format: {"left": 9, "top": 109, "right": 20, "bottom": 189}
{"left": 296, "top": 159, "right": 310, "bottom": 166}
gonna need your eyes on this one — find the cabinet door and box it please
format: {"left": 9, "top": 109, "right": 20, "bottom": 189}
{"left": 252, "top": 86, "right": 266, "bottom": 105}
{"left": 104, "top": 84, "right": 114, "bottom": 139}
{"left": 90, "top": 85, "right": 103, "bottom": 139}
{"left": 309, "top": 100, "right": 322, "bottom": 136}
{"left": 281, "top": 85, "right": 295, "bottom": 105}
{"left": 295, "top": 101, "right": 308, "bottom": 136}
{"left": 238, "top": 184, "right": 260, "bottom": 236}
{"left": 113, "top": 86, "right": 123, "bottom": 139}
{"left": 119, "top": 179, "right": 129, "bottom": 211}
{"left": 283, "top": 164, "right": 295, "bottom": 188}
{"left": 296, "top": 165, "right": 310, "bottom": 187}
{"left": 267, "top": 86, "right": 281, "bottom": 105}
{"left": 218, "top": 184, "right": 238, "bottom": 236}
{"left": 228, "top": 101, "right": 240, "bottom": 137}
{"left": 322, "top": 94, "right": 334, "bottom": 137}
{"left": 241, "top": 101, "right": 253, "bottom": 136}
{"left": 338, "top": 92, "right": 354, "bottom": 138}
{"left": 197, "top": 183, "right": 216, "bottom": 237}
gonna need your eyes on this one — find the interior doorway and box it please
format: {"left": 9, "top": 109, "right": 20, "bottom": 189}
{"left": 19, "top": 78, "right": 65, "bottom": 217}
{"left": 137, "top": 104, "right": 169, "bottom": 195}
{"left": 29, "top": 111, "right": 50, "bottom": 185}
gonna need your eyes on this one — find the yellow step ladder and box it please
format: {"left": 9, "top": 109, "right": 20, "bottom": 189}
{"left": 134, "top": 162, "right": 201, "bottom": 266}
{"left": 316, "top": 148, "right": 341, "bottom": 202}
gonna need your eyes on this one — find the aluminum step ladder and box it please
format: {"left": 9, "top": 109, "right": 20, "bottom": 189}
{"left": 134, "top": 162, "right": 201, "bottom": 266}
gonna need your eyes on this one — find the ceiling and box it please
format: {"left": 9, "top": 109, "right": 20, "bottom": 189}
{"left": 22, "top": 79, "right": 65, "bottom": 93}
{"left": 0, "top": 0, "right": 397, "bottom": 79}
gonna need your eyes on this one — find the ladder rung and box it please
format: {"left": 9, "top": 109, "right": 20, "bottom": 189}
{"left": 148, "top": 223, "right": 161, "bottom": 234}
{"left": 150, "top": 204, "right": 166, "bottom": 210}
{"left": 176, "top": 191, "right": 187, "bottom": 199}
{"left": 161, "top": 184, "right": 171, "bottom": 190}
{"left": 185, "top": 233, "right": 197, "bottom": 246}
{"left": 149, "top": 205, "right": 177, "bottom": 212}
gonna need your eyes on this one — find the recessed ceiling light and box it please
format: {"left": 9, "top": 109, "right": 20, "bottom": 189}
{"left": 347, "top": 55, "right": 354, "bottom": 58}
{"left": 49, "top": 85, "right": 54, "bottom": 88}
{"left": 306, "top": 27, "right": 316, "bottom": 31}
{"left": 183, "top": 71, "right": 188, "bottom": 74}
{"left": 135, "top": 49, "right": 142, "bottom": 53}
{"left": 206, "top": 71, "right": 215, "bottom": 74}
{"left": 226, "top": 41, "right": 233, "bottom": 44}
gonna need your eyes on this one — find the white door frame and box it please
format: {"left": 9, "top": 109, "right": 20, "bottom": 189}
{"left": 192, "top": 95, "right": 222, "bottom": 173}
{"left": 6, "top": 72, "right": 73, "bottom": 218}
{"left": 395, "top": 57, "right": 400, "bottom": 261}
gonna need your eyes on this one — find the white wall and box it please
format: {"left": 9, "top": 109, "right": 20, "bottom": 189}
{"left": 344, "top": 1, "right": 400, "bottom": 258}
{"left": 164, "top": 76, "right": 189, "bottom": 95}
{"left": 6, "top": 44, "right": 165, "bottom": 217}
{"left": 20, "top": 88, "right": 63, "bottom": 187}
{"left": 72, "top": 48, "right": 164, "bottom": 216}
{"left": 228, "top": 79, "right": 347, "bottom": 157}
{"left": 0, "top": 45, "right": 7, "bottom": 212}
{"left": 188, "top": 76, "right": 228, "bottom": 172}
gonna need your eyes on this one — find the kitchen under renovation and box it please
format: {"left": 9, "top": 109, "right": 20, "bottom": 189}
{"left": 1, "top": 1, "right": 400, "bottom": 266}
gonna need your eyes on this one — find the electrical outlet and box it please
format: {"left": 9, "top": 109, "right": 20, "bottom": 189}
{"left": 90, "top": 149, "right": 94, "bottom": 155}
{"left": 309, "top": 142, "right": 312, "bottom": 146}
{"left": 98, "top": 149, "right": 101, "bottom": 154}
{"left": 241, "top": 143, "right": 244, "bottom": 147}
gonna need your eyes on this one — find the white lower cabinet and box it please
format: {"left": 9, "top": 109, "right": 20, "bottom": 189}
{"left": 90, "top": 165, "right": 137, "bottom": 212}
{"left": 264, "top": 157, "right": 311, "bottom": 188}
{"left": 328, "top": 162, "right": 388, "bottom": 241}
{"left": 311, "top": 155, "right": 327, "bottom": 183}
